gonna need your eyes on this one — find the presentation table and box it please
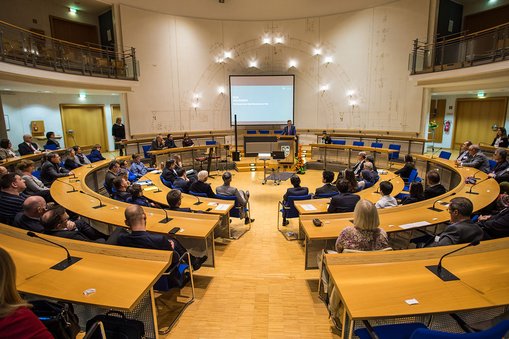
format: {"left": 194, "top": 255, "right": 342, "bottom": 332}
{"left": 244, "top": 134, "right": 296, "bottom": 163}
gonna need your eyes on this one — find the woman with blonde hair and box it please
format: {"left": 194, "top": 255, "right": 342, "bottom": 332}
{"left": 0, "top": 247, "right": 53, "bottom": 337}
{"left": 335, "top": 199, "right": 389, "bottom": 252}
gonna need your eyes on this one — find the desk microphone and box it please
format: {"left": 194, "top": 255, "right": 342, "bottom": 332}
{"left": 56, "top": 179, "right": 77, "bottom": 193}
{"left": 430, "top": 148, "right": 443, "bottom": 159}
{"left": 466, "top": 176, "right": 491, "bottom": 195}
{"left": 88, "top": 163, "right": 94, "bottom": 168}
{"left": 193, "top": 195, "right": 203, "bottom": 205}
{"left": 159, "top": 206, "right": 173, "bottom": 224}
{"left": 27, "top": 231, "right": 82, "bottom": 270}
{"left": 428, "top": 192, "right": 456, "bottom": 211}
{"left": 426, "top": 240, "right": 480, "bottom": 281}
{"left": 79, "top": 190, "right": 106, "bottom": 208}
{"left": 69, "top": 172, "right": 76, "bottom": 179}
{"left": 469, "top": 169, "right": 483, "bottom": 180}
{"left": 374, "top": 175, "right": 399, "bottom": 194}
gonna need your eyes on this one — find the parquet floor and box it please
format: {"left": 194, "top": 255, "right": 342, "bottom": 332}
{"left": 163, "top": 169, "right": 339, "bottom": 339}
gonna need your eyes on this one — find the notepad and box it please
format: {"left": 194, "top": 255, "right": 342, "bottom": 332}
{"left": 301, "top": 204, "right": 317, "bottom": 211}
{"left": 215, "top": 204, "right": 230, "bottom": 211}
{"left": 143, "top": 186, "right": 159, "bottom": 191}
{"left": 399, "top": 221, "right": 431, "bottom": 229}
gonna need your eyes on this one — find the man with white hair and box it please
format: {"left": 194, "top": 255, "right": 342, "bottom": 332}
{"left": 189, "top": 170, "right": 216, "bottom": 198}
{"left": 352, "top": 151, "right": 367, "bottom": 176}
{"left": 458, "top": 144, "right": 490, "bottom": 173}
{"left": 18, "top": 134, "right": 41, "bottom": 156}
{"left": 13, "top": 196, "right": 47, "bottom": 232}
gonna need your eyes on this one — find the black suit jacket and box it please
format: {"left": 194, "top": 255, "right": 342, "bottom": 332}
{"left": 478, "top": 208, "right": 509, "bottom": 240}
{"left": 189, "top": 180, "right": 215, "bottom": 198}
{"left": 435, "top": 220, "right": 483, "bottom": 246}
{"left": 173, "top": 177, "right": 192, "bottom": 193}
{"left": 18, "top": 142, "right": 39, "bottom": 156}
{"left": 394, "top": 162, "right": 415, "bottom": 182}
{"left": 327, "top": 193, "right": 360, "bottom": 213}
{"left": 13, "top": 213, "right": 44, "bottom": 232}
{"left": 45, "top": 229, "right": 91, "bottom": 241}
{"left": 162, "top": 167, "right": 178, "bottom": 183}
{"left": 315, "top": 184, "right": 339, "bottom": 196}
{"left": 283, "top": 187, "right": 309, "bottom": 201}
{"left": 424, "top": 184, "right": 447, "bottom": 200}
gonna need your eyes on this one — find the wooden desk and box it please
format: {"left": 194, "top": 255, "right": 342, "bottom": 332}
{"left": 309, "top": 144, "right": 398, "bottom": 170}
{"left": 244, "top": 134, "right": 296, "bottom": 163}
{"left": 148, "top": 145, "right": 219, "bottom": 170}
{"left": 50, "top": 160, "right": 220, "bottom": 267}
{"left": 323, "top": 238, "right": 509, "bottom": 338}
{"left": 0, "top": 149, "right": 66, "bottom": 170}
{"left": 0, "top": 224, "right": 170, "bottom": 338}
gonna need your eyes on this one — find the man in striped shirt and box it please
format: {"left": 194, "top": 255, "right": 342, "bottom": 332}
{"left": 0, "top": 173, "right": 27, "bottom": 225}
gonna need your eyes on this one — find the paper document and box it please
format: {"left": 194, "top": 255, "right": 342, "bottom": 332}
{"left": 150, "top": 170, "right": 162, "bottom": 174}
{"left": 399, "top": 221, "right": 431, "bottom": 229}
{"left": 136, "top": 180, "right": 153, "bottom": 186}
{"left": 301, "top": 204, "right": 317, "bottom": 211}
{"left": 215, "top": 204, "right": 230, "bottom": 211}
{"left": 143, "top": 186, "right": 159, "bottom": 191}
{"left": 208, "top": 202, "right": 218, "bottom": 206}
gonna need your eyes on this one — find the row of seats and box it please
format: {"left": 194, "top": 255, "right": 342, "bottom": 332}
{"left": 327, "top": 141, "right": 401, "bottom": 161}
{"left": 246, "top": 130, "right": 283, "bottom": 134}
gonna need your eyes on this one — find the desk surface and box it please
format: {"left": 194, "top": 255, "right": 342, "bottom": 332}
{"left": 309, "top": 144, "right": 398, "bottom": 153}
{"left": 325, "top": 238, "right": 509, "bottom": 320}
{"left": 0, "top": 224, "right": 170, "bottom": 311}
{"left": 148, "top": 145, "right": 216, "bottom": 156}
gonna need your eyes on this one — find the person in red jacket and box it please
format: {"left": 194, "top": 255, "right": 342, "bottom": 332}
{"left": 0, "top": 247, "right": 53, "bottom": 338}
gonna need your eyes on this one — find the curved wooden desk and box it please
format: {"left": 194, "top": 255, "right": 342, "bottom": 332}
{"left": 299, "top": 157, "right": 500, "bottom": 269}
{"left": 148, "top": 145, "right": 219, "bottom": 170}
{"left": 50, "top": 160, "right": 220, "bottom": 267}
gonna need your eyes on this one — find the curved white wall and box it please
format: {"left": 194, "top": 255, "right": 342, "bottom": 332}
{"left": 120, "top": 0, "right": 429, "bottom": 135}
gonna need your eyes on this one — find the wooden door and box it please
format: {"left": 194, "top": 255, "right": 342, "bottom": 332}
{"left": 453, "top": 97, "right": 508, "bottom": 149}
{"left": 60, "top": 105, "right": 108, "bottom": 149}
{"left": 111, "top": 104, "right": 122, "bottom": 125}
{"left": 428, "top": 99, "right": 446, "bottom": 143}
{"left": 50, "top": 16, "right": 99, "bottom": 45}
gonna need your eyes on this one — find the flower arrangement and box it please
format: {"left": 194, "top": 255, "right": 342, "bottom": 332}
{"left": 295, "top": 145, "right": 306, "bottom": 174}
{"left": 429, "top": 120, "right": 438, "bottom": 130}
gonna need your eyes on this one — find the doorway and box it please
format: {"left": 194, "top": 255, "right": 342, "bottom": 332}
{"left": 110, "top": 104, "right": 122, "bottom": 125}
{"left": 60, "top": 105, "right": 108, "bottom": 149}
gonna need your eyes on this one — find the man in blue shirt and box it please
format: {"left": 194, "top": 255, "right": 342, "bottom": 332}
{"left": 130, "top": 153, "right": 150, "bottom": 178}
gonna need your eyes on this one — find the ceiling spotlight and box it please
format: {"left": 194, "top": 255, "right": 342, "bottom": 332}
{"left": 320, "top": 84, "right": 329, "bottom": 93}
{"left": 218, "top": 86, "right": 225, "bottom": 94}
{"left": 249, "top": 60, "right": 258, "bottom": 68}
{"left": 346, "top": 90, "right": 355, "bottom": 97}
{"left": 324, "top": 56, "right": 333, "bottom": 64}
{"left": 224, "top": 51, "right": 232, "bottom": 59}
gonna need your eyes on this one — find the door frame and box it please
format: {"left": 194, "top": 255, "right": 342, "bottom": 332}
{"left": 59, "top": 104, "right": 108, "bottom": 149}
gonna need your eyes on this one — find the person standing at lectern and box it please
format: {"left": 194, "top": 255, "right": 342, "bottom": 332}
{"left": 282, "top": 120, "right": 296, "bottom": 135}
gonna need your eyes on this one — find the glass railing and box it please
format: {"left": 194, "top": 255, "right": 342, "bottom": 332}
{"left": 409, "top": 22, "right": 509, "bottom": 74}
{"left": 0, "top": 20, "right": 137, "bottom": 80}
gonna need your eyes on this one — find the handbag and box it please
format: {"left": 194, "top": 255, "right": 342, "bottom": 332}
{"left": 86, "top": 310, "right": 145, "bottom": 339}
{"left": 30, "top": 300, "right": 81, "bottom": 339}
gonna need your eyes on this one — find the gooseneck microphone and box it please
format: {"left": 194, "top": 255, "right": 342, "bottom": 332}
{"left": 374, "top": 175, "right": 399, "bottom": 194}
{"left": 193, "top": 195, "right": 203, "bottom": 206}
{"left": 430, "top": 148, "right": 443, "bottom": 159}
{"left": 426, "top": 240, "right": 480, "bottom": 281}
{"left": 27, "top": 231, "right": 82, "bottom": 270}
{"left": 159, "top": 206, "right": 173, "bottom": 224}
{"left": 428, "top": 192, "right": 456, "bottom": 211}
{"left": 466, "top": 177, "right": 491, "bottom": 195}
{"left": 56, "top": 179, "right": 77, "bottom": 193}
{"left": 79, "top": 190, "right": 106, "bottom": 208}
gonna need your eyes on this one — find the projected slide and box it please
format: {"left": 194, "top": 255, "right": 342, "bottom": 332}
{"left": 230, "top": 75, "right": 294, "bottom": 125}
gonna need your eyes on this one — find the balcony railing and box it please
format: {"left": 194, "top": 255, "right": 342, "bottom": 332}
{"left": 410, "top": 22, "right": 509, "bottom": 74}
{"left": 0, "top": 20, "right": 138, "bottom": 80}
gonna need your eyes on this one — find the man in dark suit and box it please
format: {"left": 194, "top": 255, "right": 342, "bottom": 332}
{"left": 282, "top": 175, "right": 308, "bottom": 226}
{"left": 40, "top": 153, "right": 72, "bottom": 187}
{"left": 18, "top": 134, "right": 40, "bottom": 156}
{"left": 13, "top": 196, "right": 47, "bottom": 232}
{"left": 429, "top": 197, "right": 483, "bottom": 246}
{"left": 112, "top": 117, "right": 126, "bottom": 156}
{"left": 314, "top": 170, "right": 338, "bottom": 197}
{"left": 424, "top": 170, "right": 447, "bottom": 199}
{"left": 477, "top": 194, "right": 509, "bottom": 240}
{"left": 282, "top": 120, "right": 296, "bottom": 136}
{"left": 352, "top": 152, "right": 367, "bottom": 176}
{"left": 458, "top": 144, "right": 490, "bottom": 173}
{"left": 328, "top": 180, "right": 360, "bottom": 213}
{"left": 173, "top": 168, "right": 193, "bottom": 193}
{"left": 162, "top": 159, "right": 178, "bottom": 183}
{"left": 189, "top": 170, "right": 216, "bottom": 198}
{"left": 166, "top": 189, "right": 192, "bottom": 212}
{"left": 456, "top": 140, "right": 472, "bottom": 162}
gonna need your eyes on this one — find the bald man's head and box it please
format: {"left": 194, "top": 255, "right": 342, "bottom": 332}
{"left": 23, "top": 196, "right": 47, "bottom": 218}
{"left": 124, "top": 205, "right": 146, "bottom": 231}
{"left": 0, "top": 166, "right": 7, "bottom": 176}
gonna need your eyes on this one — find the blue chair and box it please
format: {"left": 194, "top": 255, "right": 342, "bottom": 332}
{"left": 127, "top": 171, "right": 137, "bottom": 183}
{"left": 259, "top": 130, "right": 269, "bottom": 134}
{"left": 32, "top": 170, "right": 41, "bottom": 180}
{"left": 388, "top": 144, "right": 401, "bottom": 161}
{"left": 216, "top": 194, "right": 252, "bottom": 228}
{"left": 278, "top": 194, "right": 312, "bottom": 228}
{"left": 489, "top": 159, "right": 497, "bottom": 171}
{"left": 104, "top": 181, "right": 114, "bottom": 197}
{"left": 142, "top": 145, "right": 152, "bottom": 159}
{"left": 43, "top": 144, "right": 58, "bottom": 151}
{"left": 274, "top": 130, "right": 284, "bottom": 134}
{"left": 246, "top": 130, "right": 257, "bottom": 134}
{"left": 189, "top": 191, "right": 208, "bottom": 198}
{"left": 439, "top": 151, "right": 452, "bottom": 160}
{"left": 331, "top": 139, "right": 346, "bottom": 145}
{"left": 403, "top": 169, "right": 419, "bottom": 191}
{"left": 353, "top": 141, "right": 365, "bottom": 147}
{"left": 314, "top": 192, "right": 339, "bottom": 198}
{"left": 371, "top": 142, "right": 383, "bottom": 148}
{"left": 205, "top": 140, "right": 217, "bottom": 145}
{"left": 160, "top": 175, "right": 173, "bottom": 188}
{"left": 354, "top": 322, "right": 427, "bottom": 339}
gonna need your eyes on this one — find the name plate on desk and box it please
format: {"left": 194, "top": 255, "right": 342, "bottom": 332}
{"left": 258, "top": 153, "right": 271, "bottom": 160}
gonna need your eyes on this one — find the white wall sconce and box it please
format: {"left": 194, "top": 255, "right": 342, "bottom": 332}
{"left": 78, "top": 93, "right": 87, "bottom": 101}
{"left": 313, "top": 48, "right": 322, "bottom": 56}
{"left": 320, "top": 84, "right": 329, "bottom": 95}
{"left": 217, "top": 86, "right": 225, "bottom": 95}
{"left": 324, "top": 56, "right": 333, "bottom": 65}
{"left": 349, "top": 100, "right": 358, "bottom": 108}
{"left": 224, "top": 51, "right": 232, "bottom": 59}
{"left": 274, "top": 36, "right": 284, "bottom": 44}
{"left": 288, "top": 59, "right": 298, "bottom": 68}
{"left": 216, "top": 56, "right": 225, "bottom": 64}
{"left": 346, "top": 90, "right": 355, "bottom": 97}
{"left": 477, "top": 91, "right": 486, "bottom": 99}
{"left": 262, "top": 37, "right": 272, "bottom": 44}
{"left": 249, "top": 60, "right": 258, "bottom": 68}
{"left": 69, "top": 7, "right": 77, "bottom": 14}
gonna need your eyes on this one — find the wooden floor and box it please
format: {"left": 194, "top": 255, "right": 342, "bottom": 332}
{"left": 162, "top": 169, "right": 339, "bottom": 338}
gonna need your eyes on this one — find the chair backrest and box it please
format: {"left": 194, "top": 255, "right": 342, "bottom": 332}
{"left": 43, "top": 144, "right": 58, "bottom": 151}
{"left": 32, "top": 170, "right": 41, "bottom": 180}
{"left": 407, "top": 169, "right": 418, "bottom": 183}
{"left": 343, "top": 247, "right": 393, "bottom": 253}
{"left": 189, "top": 191, "right": 208, "bottom": 198}
{"left": 371, "top": 142, "right": 383, "bottom": 148}
{"left": 315, "top": 192, "right": 339, "bottom": 198}
{"left": 259, "top": 130, "right": 269, "bottom": 134}
{"left": 284, "top": 194, "right": 312, "bottom": 219}
{"left": 489, "top": 159, "right": 497, "bottom": 171}
{"left": 439, "top": 151, "right": 452, "bottom": 160}
{"left": 410, "top": 320, "right": 509, "bottom": 339}
{"left": 274, "top": 130, "right": 284, "bottom": 134}
{"left": 160, "top": 175, "right": 173, "bottom": 188}
{"left": 246, "top": 130, "right": 257, "bottom": 134}
{"left": 205, "top": 140, "right": 217, "bottom": 145}
{"left": 331, "top": 139, "right": 346, "bottom": 145}
{"left": 215, "top": 194, "right": 241, "bottom": 218}
{"left": 353, "top": 141, "right": 364, "bottom": 147}
{"left": 142, "top": 145, "right": 152, "bottom": 158}
{"left": 154, "top": 263, "right": 190, "bottom": 291}
{"left": 388, "top": 144, "right": 401, "bottom": 160}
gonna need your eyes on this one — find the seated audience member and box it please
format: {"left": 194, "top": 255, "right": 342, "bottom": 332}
{"left": 166, "top": 189, "right": 192, "bottom": 212}
{"left": 17, "top": 134, "right": 40, "bottom": 156}
{"left": 16, "top": 160, "right": 52, "bottom": 202}
{"left": 456, "top": 140, "right": 473, "bottom": 162}
{"left": 328, "top": 179, "right": 360, "bottom": 213}
{"left": 130, "top": 154, "right": 150, "bottom": 178}
{"left": 394, "top": 155, "right": 415, "bottom": 182}
{"left": 0, "top": 166, "right": 7, "bottom": 176}
{"left": 344, "top": 169, "right": 365, "bottom": 192}
{"left": 427, "top": 197, "right": 483, "bottom": 247}
{"left": 182, "top": 132, "right": 194, "bottom": 147}
{"left": 458, "top": 144, "right": 490, "bottom": 173}
{"left": 13, "top": 196, "right": 47, "bottom": 232}
{"left": 282, "top": 175, "right": 308, "bottom": 226}
{"left": 352, "top": 151, "right": 367, "bottom": 176}
{"left": 174, "top": 154, "right": 198, "bottom": 180}
{"left": 189, "top": 170, "right": 215, "bottom": 198}
{"left": 104, "top": 161, "right": 120, "bottom": 193}
{"left": 165, "top": 133, "right": 177, "bottom": 148}
{"left": 424, "top": 170, "right": 447, "bottom": 199}
{"left": 216, "top": 171, "right": 253, "bottom": 224}
{"left": 0, "top": 173, "right": 27, "bottom": 225}
{"left": 321, "top": 131, "right": 332, "bottom": 144}
{"left": 488, "top": 148, "right": 509, "bottom": 183}
{"left": 118, "top": 159, "right": 136, "bottom": 182}
{"left": 162, "top": 159, "right": 178, "bottom": 184}
{"left": 360, "top": 162, "right": 379, "bottom": 188}
{"left": 118, "top": 205, "right": 207, "bottom": 271}
{"left": 173, "top": 168, "right": 192, "bottom": 193}
{"left": 400, "top": 182, "right": 425, "bottom": 205}
{"left": 491, "top": 127, "right": 509, "bottom": 148}
{"left": 335, "top": 199, "right": 389, "bottom": 252}
{"left": 44, "top": 131, "right": 60, "bottom": 150}
{"left": 477, "top": 194, "right": 509, "bottom": 240}
{"left": 314, "top": 171, "right": 338, "bottom": 196}
{"left": 41, "top": 205, "right": 107, "bottom": 242}
{"left": 127, "top": 184, "right": 155, "bottom": 207}
{"left": 73, "top": 145, "right": 91, "bottom": 165}
{"left": 0, "top": 248, "right": 53, "bottom": 338}
{"left": 0, "top": 139, "right": 16, "bottom": 160}
{"left": 63, "top": 147, "right": 81, "bottom": 170}
{"left": 366, "top": 155, "right": 377, "bottom": 172}
{"left": 375, "top": 181, "right": 397, "bottom": 209}
{"left": 151, "top": 134, "right": 166, "bottom": 151}
{"left": 88, "top": 144, "right": 106, "bottom": 163}
{"left": 40, "top": 153, "right": 72, "bottom": 187}
{"left": 112, "top": 177, "right": 132, "bottom": 202}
